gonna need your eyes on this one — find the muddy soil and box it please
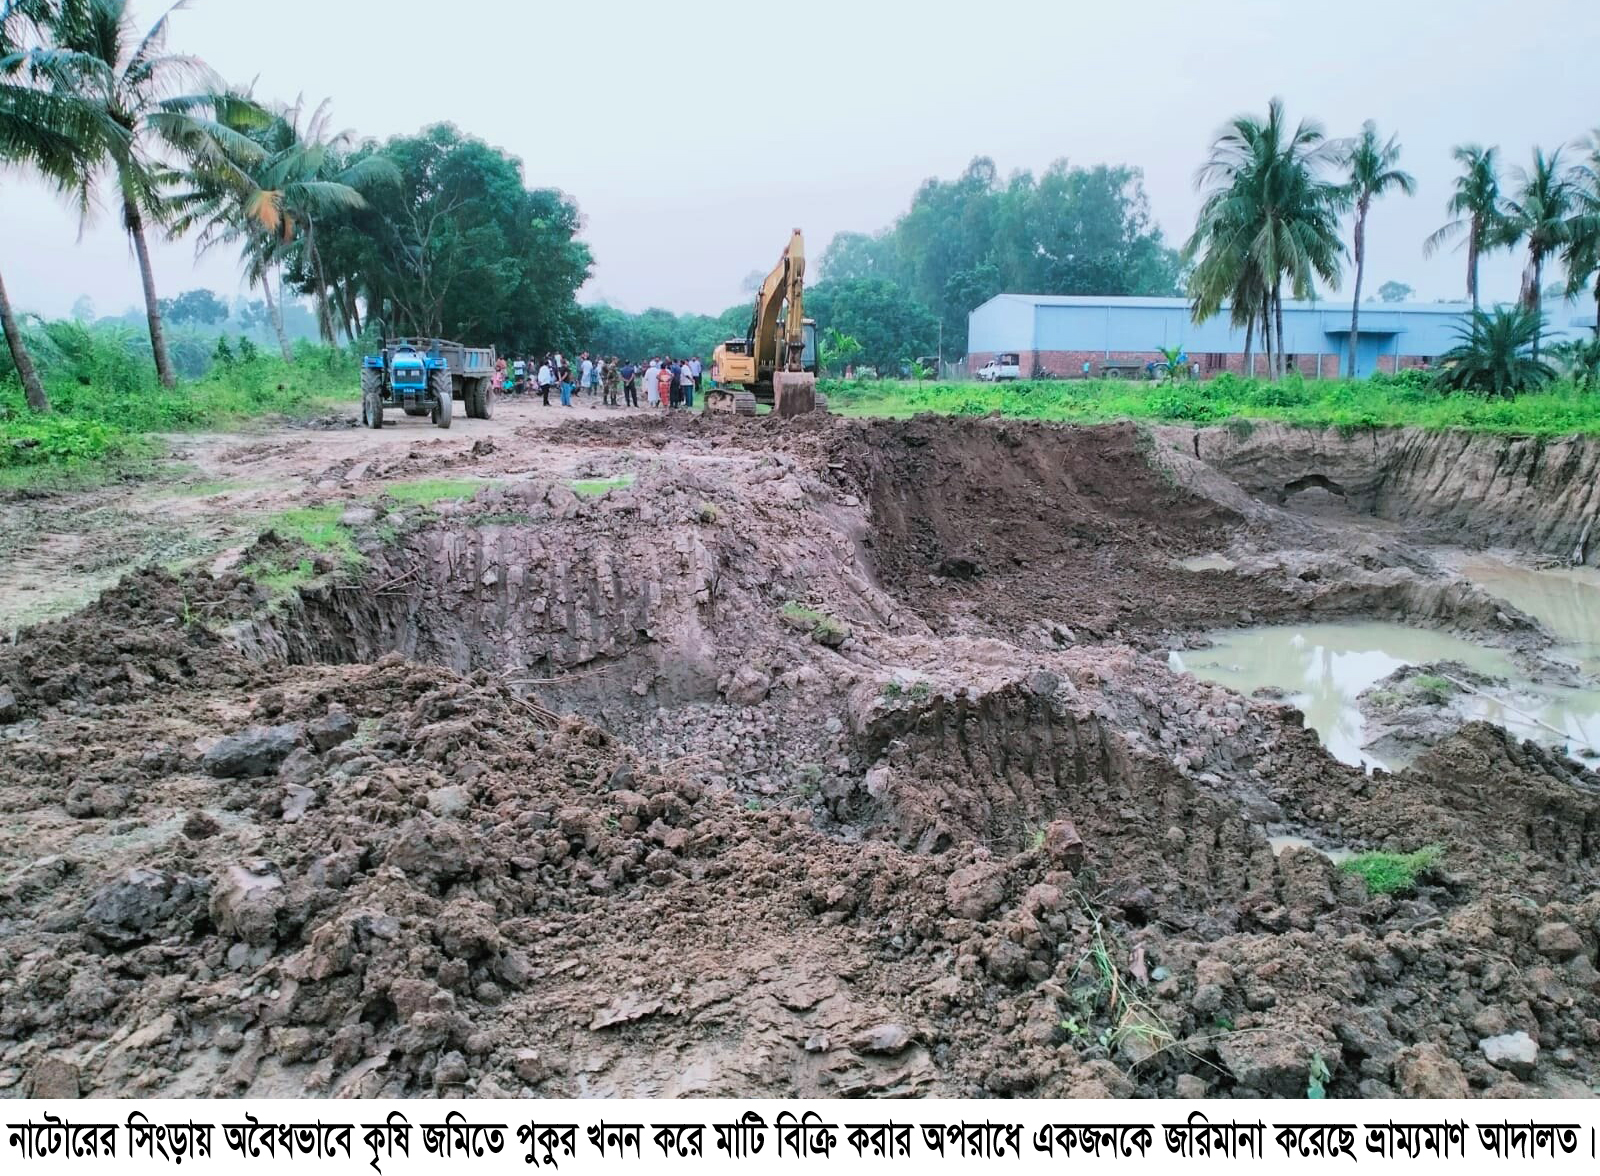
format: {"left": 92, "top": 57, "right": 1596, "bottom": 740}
{"left": 4, "top": 410, "right": 1600, "bottom": 1100}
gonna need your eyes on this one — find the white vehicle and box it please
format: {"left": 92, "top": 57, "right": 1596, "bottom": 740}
{"left": 976, "top": 352, "right": 1021, "bottom": 382}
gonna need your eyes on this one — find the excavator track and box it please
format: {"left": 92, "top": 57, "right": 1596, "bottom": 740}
{"left": 706, "top": 388, "right": 758, "bottom": 416}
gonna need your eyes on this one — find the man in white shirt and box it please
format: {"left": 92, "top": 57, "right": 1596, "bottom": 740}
{"left": 579, "top": 354, "right": 593, "bottom": 394}
{"left": 644, "top": 359, "right": 660, "bottom": 407}
{"left": 536, "top": 360, "right": 554, "bottom": 406}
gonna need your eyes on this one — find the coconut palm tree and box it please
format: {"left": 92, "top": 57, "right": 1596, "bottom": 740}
{"left": 0, "top": 0, "right": 118, "bottom": 411}
{"left": 263, "top": 98, "right": 395, "bottom": 344}
{"left": 1561, "top": 130, "right": 1600, "bottom": 339}
{"left": 1185, "top": 97, "right": 1344, "bottom": 379}
{"left": 171, "top": 93, "right": 391, "bottom": 360}
{"left": 1500, "top": 146, "right": 1577, "bottom": 361}
{"left": 1423, "top": 145, "right": 1504, "bottom": 313}
{"left": 1341, "top": 121, "right": 1415, "bottom": 376}
{"left": 43, "top": 0, "right": 257, "bottom": 387}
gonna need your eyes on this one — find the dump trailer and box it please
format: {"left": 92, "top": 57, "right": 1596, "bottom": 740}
{"left": 360, "top": 338, "right": 498, "bottom": 429}
{"left": 707, "top": 229, "right": 825, "bottom": 417}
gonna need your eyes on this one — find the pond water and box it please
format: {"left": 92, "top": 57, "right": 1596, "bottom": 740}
{"left": 1453, "top": 556, "right": 1600, "bottom": 675}
{"left": 1267, "top": 835, "right": 1355, "bottom": 863}
{"left": 1169, "top": 621, "right": 1600, "bottom": 770}
{"left": 1178, "top": 554, "right": 1238, "bottom": 572}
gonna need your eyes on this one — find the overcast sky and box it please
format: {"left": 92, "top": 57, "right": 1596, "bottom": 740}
{"left": 2, "top": 0, "right": 1593, "bottom": 322}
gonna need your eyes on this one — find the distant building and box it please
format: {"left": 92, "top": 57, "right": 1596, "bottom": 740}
{"left": 966, "top": 294, "right": 1597, "bottom": 379}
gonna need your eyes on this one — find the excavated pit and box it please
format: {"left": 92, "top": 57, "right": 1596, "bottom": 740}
{"left": 6, "top": 415, "right": 1600, "bottom": 1100}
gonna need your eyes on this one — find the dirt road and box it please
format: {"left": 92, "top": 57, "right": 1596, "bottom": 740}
{"left": 3, "top": 409, "right": 1599, "bottom": 1099}
{"left": 0, "top": 396, "right": 665, "bottom": 631}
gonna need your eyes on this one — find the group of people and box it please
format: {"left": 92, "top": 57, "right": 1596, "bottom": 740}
{"left": 494, "top": 353, "right": 705, "bottom": 410}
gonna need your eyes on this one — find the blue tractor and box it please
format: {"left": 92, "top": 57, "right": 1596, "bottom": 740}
{"left": 360, "top": 338, "right": 497, "bottom": 429}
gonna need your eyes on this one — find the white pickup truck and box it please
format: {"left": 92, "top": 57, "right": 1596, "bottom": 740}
{"left": 976, "top": 353, "right": 1021, "bottom": 382}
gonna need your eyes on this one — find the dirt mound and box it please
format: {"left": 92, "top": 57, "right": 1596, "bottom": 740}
{"left": 6, "top": 416, "right": 1600, "bottom": 1100}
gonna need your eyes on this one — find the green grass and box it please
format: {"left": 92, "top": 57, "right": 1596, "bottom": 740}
{"left": 263, "top": 505, "right": 361, "bottom": 562}
{"left": 1408, "top": 674, "right": 1459, "bottom": 704}
{"left": 571, "top": 475, "right": 634, "bottom": 497}
{"left": 380, "top": 478, "right": 494, "bottom": 506}
{"left": 237, "top": 504, "right": 363, "bottom": 600}
{"left": 241, "top": 555, "right": 317, "bottom": 596}
{"left": 1338, "top": 845, "right": 1444, "bottom": 895}
{"left": 820, "top": 372, "right": 1600, "bottom": 436}
{"left": 781, "top": 600, "right": 850, "bottom": 645}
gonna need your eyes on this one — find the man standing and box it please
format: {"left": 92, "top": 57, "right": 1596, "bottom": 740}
{"left": 620, "top": 359, "right": 638, "bottom": 408}
{"left": 689, "top": 355, "right": 702, "bottom": 405}
{"left": 537, "top": 356, "right": 554, "bottom": 406}
{"left": 644, "top": 357, "right": 661, "bottom": 407}
{"left": 579, "top": 353, "right": 594, "bottom": 398}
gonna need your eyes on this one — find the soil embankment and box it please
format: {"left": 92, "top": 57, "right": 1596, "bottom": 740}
{"left": 1156, "top": 423, "right": 1600, "bottom": 565}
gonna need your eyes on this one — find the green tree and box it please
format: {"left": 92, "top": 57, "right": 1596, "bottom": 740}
{"left": 1433, "top": 306, "right": 1555, "bottom": 396}
{"left": 172, "top": 92, "right": 393, "bottom": 356}
{"left": 994, "top": 161, "right": 1181, "bottom": 298}
{"left": 306, "top": 124, "right": 590, "bottom": 354}
{"left": 1342, "top": 121, "right": 1415, "bottom": 376}
{"left": 1550, "top": 335, "right": 1600, "bottom": 387}
{"left": 160, "top": 286, "right": 228, "bottom": 325}
{"left": 804, "top": 278, "right": 938, "bottom": 373}
{"left": 1501, "top": 146, "right": 1577, "bottom": 361}
{"left": 1185, "top": 97, "right": 1345, "bottom": 380}
{"left": 817, "top": 229, "right": 903, "bottom": 285}
{"left": 47, "top": 0, "right": 256, "bottom": 387}
{"left": 819, "top": 326, "right": 863, "bottom": 376}
{"left": 46, "top": 0, "right": 256, "bottom": 388}
{"left": 0, "top": 0, "right": 116, "bottom": 411}
{"left": 1423, "top": 144, "right": 1504, "bottom": 313}
{"left": 1376, "top": 281, "right": 1412, "bottom": 302}
{"left": 1561, "top": 129, "right": 1600, "bottom": 338}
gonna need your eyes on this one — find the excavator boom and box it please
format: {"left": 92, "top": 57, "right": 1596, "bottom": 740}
{"left": 708, "top": 229, "right": 822, "bottom": 417}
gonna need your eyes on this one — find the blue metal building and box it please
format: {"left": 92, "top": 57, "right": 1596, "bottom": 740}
{"left": 967, "top": 294, "right": 1596, "bottom": 378}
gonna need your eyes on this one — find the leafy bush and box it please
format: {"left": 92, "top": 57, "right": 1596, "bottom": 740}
{"left": 1550, "top": 336, "right": 1600, "bottom": 390}
{"left": 0, "top": 415, "right": 147, "bottom": 468}
{"left": 1, "top": 318, "right": 355, "bottom": 481}
{"left": 1144, "top": 388, "right": 1221, "bottom": 422}
{"left": 1368, "top": 367, "right": 1434, "bottom": 392}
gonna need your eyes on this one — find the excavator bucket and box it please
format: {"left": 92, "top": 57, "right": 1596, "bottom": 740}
{"left": 772, "top": 371, "right": 816, "bottom": 418}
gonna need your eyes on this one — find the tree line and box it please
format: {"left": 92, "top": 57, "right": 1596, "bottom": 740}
{"left": 1185, "top": 97, "right": 1600, "bottom": 382}
{"left": 0, "top": 0, "right": 591, "bottom": 413}
{"left": 583, "top": 158, "right": 1180, "bottom": 374}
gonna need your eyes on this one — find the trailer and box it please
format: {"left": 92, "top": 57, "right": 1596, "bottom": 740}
{"left": 360, "top": 337, "right": 498, "bottom": 429}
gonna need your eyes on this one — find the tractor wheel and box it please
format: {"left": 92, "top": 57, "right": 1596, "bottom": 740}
{"left": 360, "top": 368, "right": 384, "bottom": 429}
{"left": 430, "top": 369, "right": 453, "bottom": 428}
{"left": 478, "top": 378, "right": 494, "bottom": 419}
{"left": 464, "top": 377, "right": 481, "bottom": 419}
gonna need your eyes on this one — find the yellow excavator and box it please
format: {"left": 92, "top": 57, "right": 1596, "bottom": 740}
{"left": 707, "top": 229, "right": 826, "bottom": 417}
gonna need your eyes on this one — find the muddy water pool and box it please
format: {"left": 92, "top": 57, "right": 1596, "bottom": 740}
{"left": 1451, "top": 555, "right": 1600, "bottom": 674}
{"left": 1170, "top": 621, "right": 1600, "bottom": 770}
